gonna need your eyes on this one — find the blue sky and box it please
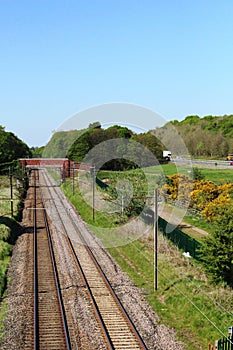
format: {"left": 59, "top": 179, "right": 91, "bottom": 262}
{"left": 1, "top": 0, "right": 233, "bottom": 146}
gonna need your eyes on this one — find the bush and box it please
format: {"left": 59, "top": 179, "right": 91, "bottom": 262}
{"left": 200, "top": 205, "right": 233, "bottom": 286}
{"left": 0, "top": 225, "right": 10, "bottom": 241}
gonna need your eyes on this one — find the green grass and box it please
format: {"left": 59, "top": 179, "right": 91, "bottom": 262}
{"left": 144, "top": 163, "right": 191, "bottom": 177}
{"left": 0, "top": 301, "right": 7, "bottom": 339}
{"left": 183, "top": 215, "right": 216, "bottom": 237}
{"left": 106, "top": 234, "right": 233, "bottom": 350}
{"left": 144, "top": 162, "right": 233, "bottom": 184}
{"left": 198, "top": 168, "right": 233, "bottom": 184}
{"left": 62, "top": 180, "right": 121, "bottom": 228}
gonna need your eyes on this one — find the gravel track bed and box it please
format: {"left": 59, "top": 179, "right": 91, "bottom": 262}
{"left": 1, "top": 170, "right": 184, "bottom": 349}
{"left": 0, "top": 186, "right": 34, "bottom": 350}
{"left": 45, "top": 171, "right": 185, "bottom": 350}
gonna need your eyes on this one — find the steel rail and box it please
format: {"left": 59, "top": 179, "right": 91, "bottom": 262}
{"left": 38, "top": 175, "right": 72, "bottom": 350}
{"left": 42, "top": 168, "right": 148, "bottom": 350}
{"left": 41, "top": 170, "right": 114, "bottom": 349}
{"left": 33, "top": 169, "right": 39, "bottom": 350}
{"left": 33, "top": 169, "right": 72, "bottom": 350}
{"left": 66, "top": 202, "right": 148, "bottom": 350}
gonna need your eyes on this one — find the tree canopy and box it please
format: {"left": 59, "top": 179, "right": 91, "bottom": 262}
{"left": 155, "top": 114, "right": 233, "bottom": 158}
{"left": 66, "top": 125, "right": 164, "bottom": 170}
{"left": 200, "top": 205, "right": 233, "bottom": 287}
{"left": 0, "top": 126, "right": 31, "bottom": 163}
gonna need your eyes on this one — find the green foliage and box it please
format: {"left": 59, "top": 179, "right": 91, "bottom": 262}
{"left": 217, "top": 115, "right": 233, "bottom": 138}
{"left": 67, "top": 125, "right": 163, "bottom": 170}
{"left": 104, "top": 230, "right": 233, "bottom": 349}
{"left": 192, "top": 167, "right": 205, "bottom": 180}
{"left": 155, "top": 114, "right": 233, "bottom": 158}
{"left": 0, "top": 175, "right": 25, "bottom": 307}
{"left": 63, "top": 164, "right": 233, "bottom": 348}
{"left": 88, "top": 121, "right": 101, "bottom": 129}
{"left": 43, "top": 129, "right": 85, "bottom": 158}
{"left": 30, "top": 146, "right": 45, "bottom": 157}
{"left": 0, "top": 241, "right": 11, "bottom": 261}
{"left": 132, "top": 132, "right": 163, "bottom": 160}
{"left": 62, "top": 180, "right": 120, "bottom": 227}
{"left": 200, "top": 205, "right": 233, "bottom": 286}
{"left": 0, "top": 225, "right": 10, "bottom": 241}
{"left": 0, "top": 126, "right": 31, "bottom": 163}
{"left": 66, "top": 131, "right": 91, "bottom": 161}
{"left": 180, "top": 115, "right": 200, "bottom": 125}
{"left": 106, "top": 125, "right": 133, "bottom": 139}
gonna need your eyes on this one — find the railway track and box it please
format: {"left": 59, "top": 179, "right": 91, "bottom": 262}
{"left": 32, "top": 169, "right": 71, "bottom": 350}
{"left": 38, "top": 168, "right": 148, "bottom": 350}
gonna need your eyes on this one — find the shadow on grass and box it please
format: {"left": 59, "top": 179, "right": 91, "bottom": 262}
{"left": 0, "top": 216, "right": 22, "bottom": 244}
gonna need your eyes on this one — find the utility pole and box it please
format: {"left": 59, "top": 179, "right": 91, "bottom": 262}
{"left": 121, "top": 195, "right": 124, "bottom": 216}
{"left": 72, "top": 164, "right": 75, "bottom": 195}
{"left": 90, "top": 165, "right": 96, "bottom": 221}
{"left": 60, "top": 167, "right": 63, "bottom": 185}
{"left": 154, "top": 188, "right": 158, "bottom": 291}
{"left": 9, "top": 167, "right": 13, "bottom": 217}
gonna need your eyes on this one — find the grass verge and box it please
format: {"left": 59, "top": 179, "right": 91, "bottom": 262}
{"left": 0, "top": 301, "right": 7, "bottom": 339}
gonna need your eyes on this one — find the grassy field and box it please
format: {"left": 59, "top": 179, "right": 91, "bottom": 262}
{"left": 146, "top": 162, "right": 233, "bottom": 184}
{"left": 62, "top": 175, "right": 233, "bottom": 350}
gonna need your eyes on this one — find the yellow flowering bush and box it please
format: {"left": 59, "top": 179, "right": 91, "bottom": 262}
{"left": 190, "top": 180, "right": 219, "bottom": 210}
{"left": 161, "top": 174, "right": 193, "bottom": 202}
{"left": 202, "top": 194, "right": 231, "bottom": 222}
{"left": 162, "top": 175, "right": 233, "bottom": 222}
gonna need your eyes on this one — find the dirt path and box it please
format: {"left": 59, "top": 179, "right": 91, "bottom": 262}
{"left": 158, "top": 203, "right": 208, "bottom": 237}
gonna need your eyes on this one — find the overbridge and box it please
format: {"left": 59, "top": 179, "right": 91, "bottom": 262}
{"left": 19, "top": 158, "right": 90, "bottom": 178}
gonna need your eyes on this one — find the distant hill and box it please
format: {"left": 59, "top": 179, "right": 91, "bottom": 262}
{"left": 42, "top": 129, "right": 86, "bottom": 158}
{"left": 43, "top": 114, "right": 233, "bottom": 160}
{"left": 153, "top": 114, "right": 233, "bottom": 158}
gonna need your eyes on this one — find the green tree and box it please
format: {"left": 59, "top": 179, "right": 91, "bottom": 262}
{"left": 0, "top": 125, "right": 31, "bottom": 163}
{"left": 88, "top": 121, "right": 101, "bottom": 129}
{"left": 155, "top": 114, "right": 233, "bottom": 158}
{"left": 30, "top": 146, "right": 45, "bottom": 157}
{"left": 180, "top": 115, "right": 200, "bottom": 125}
{"left": 106, "top": 125, "right": 133, "bottom": 139}
{"left": 192, "top": 167, "right": 205, "bottom": 180}
{"left": 133, "top": 132, "right": 163, "bottom": 160}
{"left": 200, "top": 204, "right": 233, "bottom": 287}
{"left": 67, "top": 125, "right": 164, "bottom": 170}
{"left": 66, "top": 131, "right": 91, "bottom": 162}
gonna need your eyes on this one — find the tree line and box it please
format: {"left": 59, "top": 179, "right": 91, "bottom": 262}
{"left": 154, "top": 114, "right": 233, "bottom": 158}
{"left": 0, "top": 126, "right": 31, "bottom": 174}
{"left": 66, "top": 124, "right": 164, "bottom": 170}
{"left": 41, "top": 114, "right": 233, "bottom": 161}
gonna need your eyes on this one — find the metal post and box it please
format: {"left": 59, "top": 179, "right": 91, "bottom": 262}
{"left": 154, "top": 188, "right": 158, "bottom": 291}
{"left": 121, "top": 195, "right": 124, "bottom": 216}
{"left": 90, "top": 165, "right": 95, "bottom": 221}
{"left": 72, "top": 165, "right": 75, "bottom": 195}
{"left": 60, "top": 167, "right": 63, "bottom": 185}
{"left": 9, "top": 167, "right": 13, "bottom": 217}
